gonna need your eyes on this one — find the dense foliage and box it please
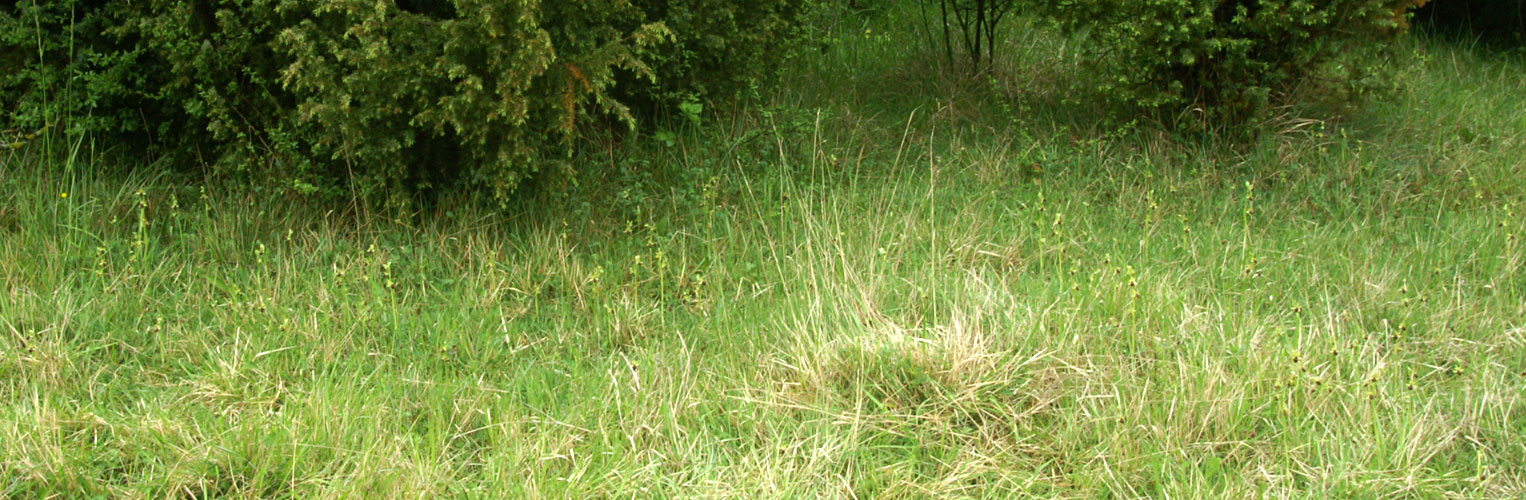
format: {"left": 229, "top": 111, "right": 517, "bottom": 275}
{"left": 0, "top": 1, "right": 154, "bottom": 144}
{"left": 1, "top": 0, "right": 804, "bottom": 203}
{"left": 1037, "top": 0, "right": 1432, "bottom": 128}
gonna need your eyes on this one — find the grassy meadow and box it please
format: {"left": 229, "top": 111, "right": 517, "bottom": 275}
{"left": 3, "top": 6, "right": 1524, "bottom": 499}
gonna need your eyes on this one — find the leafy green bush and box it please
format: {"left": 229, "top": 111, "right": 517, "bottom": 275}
{"left": 1, "top": 0, "right": 804, "bottom": 204}
{"left": 1037, "top": 0, "right": 1431, "bottom": 129}
{"left": 0, "top": 1, "right": 158, "bottom": 144}
{"left": 623, "top": 0, "right": 806, "bottom": 109}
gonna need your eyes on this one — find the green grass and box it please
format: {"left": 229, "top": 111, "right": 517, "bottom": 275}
{"left": 3, "top": 10, "right": 1524, "bottom": 499}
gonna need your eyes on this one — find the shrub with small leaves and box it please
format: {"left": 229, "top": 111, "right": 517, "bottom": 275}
{"left": 2, "top": 0, "right": 804, "bottom": 205}
{"left": 1036, "top": 0, "right": 1432, "bottom": 129}
{"left": 626, "top": 0, "right": 805, "bottom": 105}
{"left": 0, "top": 1, "right": 158, "bottom": 143}
{"left": 269, "top": 0, "right": 675, "bottom": 203}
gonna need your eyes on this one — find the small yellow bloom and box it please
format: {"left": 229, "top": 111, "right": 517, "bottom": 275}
{"left": 60, "top": 192, "right": 67, "bottom": 199}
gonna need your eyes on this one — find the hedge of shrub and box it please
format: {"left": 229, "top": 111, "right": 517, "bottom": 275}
{"left": 1037, "top": 0, "right": 1433, "bottom": 129}
{"left": 1, "top": 0, "right": 804, "bottom": 203}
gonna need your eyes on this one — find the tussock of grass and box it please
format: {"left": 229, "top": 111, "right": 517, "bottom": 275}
{"left": 3, "top": 11, "right": 1525, "bottom": 500}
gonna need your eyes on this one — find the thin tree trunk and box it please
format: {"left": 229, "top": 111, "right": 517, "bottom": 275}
{"left": 940, "top": 0, "right": 953, "bottom": 66}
